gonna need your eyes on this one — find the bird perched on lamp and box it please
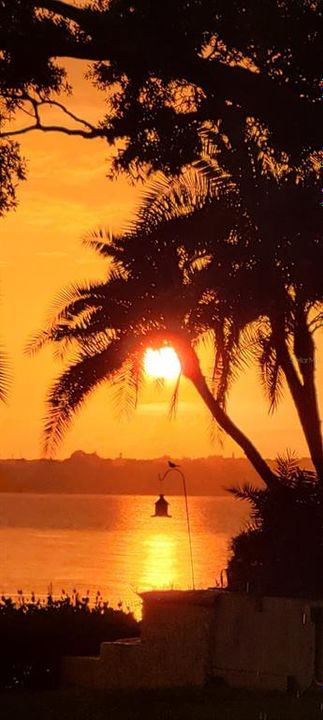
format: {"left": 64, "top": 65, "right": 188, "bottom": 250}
{"left": 168, "top": 460, "right": 181, "bottom": 469}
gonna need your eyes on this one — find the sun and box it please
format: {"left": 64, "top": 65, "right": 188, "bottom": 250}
{"left": 144, "top": 347, "right": 181, "bottom": 380}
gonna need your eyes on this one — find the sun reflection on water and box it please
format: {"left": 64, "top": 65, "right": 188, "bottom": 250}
{"left": 0, "top": 494, "right": 251, "bottom": 621}
{"left": 141, "top": 530, "right": 178, "bottom": 589}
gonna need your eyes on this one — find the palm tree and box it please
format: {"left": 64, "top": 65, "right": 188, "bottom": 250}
{"left": 28, "top": 188, "right": 278, "bottom": 488}
{"left": 135, "top": 122, "right": 323, "bottom": 479}
{"left": 209, "top": 115, "right": 323, "bottom": 480}
{"left": 29, "top": 127, "right": 321, "bottom": 486}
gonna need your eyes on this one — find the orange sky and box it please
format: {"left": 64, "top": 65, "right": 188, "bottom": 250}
{"left": 0, "top": 59, "right": 321, "bottom": 460}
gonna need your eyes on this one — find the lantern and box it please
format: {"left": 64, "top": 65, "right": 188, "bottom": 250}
{"left": 152, "top": 494, "right": 171, "bottom": 518}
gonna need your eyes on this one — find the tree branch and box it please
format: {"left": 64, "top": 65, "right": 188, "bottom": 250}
{"left": 41, "top": 99, "right": 96, "bottom": 131}
{"left": 0, "top": 94, "right": 104, "bottom": 141}
{"left": 33, "top": 1, "right": 323, "bottom": 150}
{"left": 2, "top": 1, "right": 321, "bottom": 153}
{"left": 0, "top": 124, "right": 103, "bottom": 139}
{"left": 1, "top": 2, "right": 321, "bottom": 157}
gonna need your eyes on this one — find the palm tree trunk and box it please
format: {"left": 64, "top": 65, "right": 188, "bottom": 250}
{"left": 299, "top": 392, "right": 323, "bottom": 480}
{"left": 271, "top": 315, "right": 323, "bottom": 481}
{"left": 191, "top": 368, "right": 278, "bottom": 489}
{"left": 277, "top": 348, "right": 323, "bottom": 481}
{"left": 173, "top": 337, "right": 278, "bottom": 489}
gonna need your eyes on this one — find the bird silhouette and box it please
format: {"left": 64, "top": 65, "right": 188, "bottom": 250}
{"left": 168, "top": 461, "right": 180, "bottom": 469}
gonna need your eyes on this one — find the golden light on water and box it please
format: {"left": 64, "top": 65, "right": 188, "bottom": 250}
{"left": 141, "top": 531, "right": 179, "bottom": 589}
{"left": 144, "top": 347, "right": 181, "bottom": 380}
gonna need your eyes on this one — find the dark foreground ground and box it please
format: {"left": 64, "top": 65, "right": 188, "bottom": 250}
{"left": 2, "top": 686, "right": 323, "bottom": 720}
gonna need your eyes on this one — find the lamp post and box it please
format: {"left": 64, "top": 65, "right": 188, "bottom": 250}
{"left": 153, "top": 465, "right": 195, "bottom": 590}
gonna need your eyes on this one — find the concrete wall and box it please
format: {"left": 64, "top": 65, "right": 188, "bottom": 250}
{"left": 63, "top": 593, "right": 216, "bottom": 689}
{"left": 211, "top": 592, "right": 314, "bottom": 691}
{"left": 61, "top": 589, "right": 320, "bottom": 692}
{"left": 140, "top": 591, "right": 217, "bottom": 687}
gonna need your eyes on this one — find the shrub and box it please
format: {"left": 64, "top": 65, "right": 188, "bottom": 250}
{"left": 226, "top": 457, "right": 323, "bottom": 598}
{"left": 0, "top": 590, "right": 139, "bottom": 690}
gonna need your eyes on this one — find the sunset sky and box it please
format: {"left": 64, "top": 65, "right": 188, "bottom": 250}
{"left": 0, "top": 59, "right": 321, "bottom": 461}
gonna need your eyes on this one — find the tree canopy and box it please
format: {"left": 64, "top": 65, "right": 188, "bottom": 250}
{"left": 0, "top": 0, "right": 322, "bottom": 212}
{"left": 28, "top": 128, "right": 322, "bottom": 483}
{"left": 1, "top": 0, "right": 322, "bottom": 480}
{"left": 28, "top": 178, "right": 278, "bottom": 488}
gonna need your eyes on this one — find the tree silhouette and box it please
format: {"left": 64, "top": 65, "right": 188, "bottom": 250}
{"left": 28, "top": 186, "right": 278, "bottom": 487}
{"left": 85, "top": 125, "right": 322, "bottom": 479}
{"left": 0, "top": 0, "right": 321, "bottom": 207}
{"left": 196, "top": 124, "right": 323, "bottom": 479}
{"left": 29, "top": 115, "right": 321, "bottom": 485}
{"left": 2, "top": 1, "right": 321, "bottom": 485}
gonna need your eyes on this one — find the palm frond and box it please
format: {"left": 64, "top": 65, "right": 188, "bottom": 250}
{"left": 193, "top": 156, "right": 236, "bottom": 201}
{"left": 274, "top": 451, "right": 300, "bottom": 483}
{"left": 207, "top": 413, "right": 224, "bottom": 448}
{"left": 237, "top": 322, "right": 266, "bottom": 365}
{"left": 168, "top": 372, "right": 182, "bottom": 420}
{"left": 43, "top": 338, "right": 130, "bottom": 455}
{"left": 0, "top": 349, "right": 10, "bottom": 403}
{"left": 131, "top": 162, "right": 234, "bottom": 240}
{"left": 228, "top": 482, "right": 263, "bottom": 503}
{"left": 25, "top": 283, "right": 96, "bottom": 357}
{"left": 208, "top": 318, "right": 249, "bottom": 408}
{"left": 112, "top": 352, "right": 145, "bottom": 420}
{"left": 46, "top": 282, "right": 94, "bottom": 321}
{"left": 27, "top": 272, "right": 140, "bottom": 360}
{"left": 82, "top": 228, "right": 124, "bottom": 261}
{"left": 309, "top": 309, "right": 323, "bottom": 334}
{"left": 47, "top": 272, "right": 128, "bottom": 324}
{"left": 228, "top": 482, "right": 270, "bottom": 525}
{"left": 26, "top": 329, "right": 53, "bottom": 357}
{"left": 257, "top": 335, "right": 285, "bottom": 413}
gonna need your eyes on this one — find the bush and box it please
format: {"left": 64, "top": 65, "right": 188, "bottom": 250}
{"left": 0, "top": 590, "right": 139, "bottom": 690}
{"left": 226, "top": 457, "right": 323, "bottom": 598}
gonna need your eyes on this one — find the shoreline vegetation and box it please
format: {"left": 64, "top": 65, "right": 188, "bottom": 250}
{"left": 0, "top": 590, "right": 139, "bottom": 691}
{"left": 2, "top": 590, "right": 323, "bottom": 720}
{"left": 0, "top": 453, "right": 314, "bottom": 496}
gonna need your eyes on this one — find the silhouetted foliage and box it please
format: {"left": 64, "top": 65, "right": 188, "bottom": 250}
{"left": 227, "top": 457, "right": 323, "bottom": 598}
{"left": 0, "top": 589, "right": 139, "bottom": 690}
{"left": 28, "top": 170, "right": 279, "bottom": 487}
{"left": 29, "top": 132, "right": 322, "bottom": 486}
{"left": 0, "top": 141, "right": 25, "bottom": 216}
{"left": 2, "top": 1, "right": 319, "bottom": 485}
{"left": 0, "top": 0, "right": 321, "bottom": 209}
{"left": 197, "top": 133, "right": 323, "bottom": 479}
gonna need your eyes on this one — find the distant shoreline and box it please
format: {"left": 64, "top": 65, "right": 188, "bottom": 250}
{"left": 0, "top": 452, "right": 313, "bottom": 496}
{"left": 0, "top": 489, "right": 232, "bottom": 496}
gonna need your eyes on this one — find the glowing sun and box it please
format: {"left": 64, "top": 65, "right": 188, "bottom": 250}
{"left": 144, "top": 347, "right": 181, "bottom": 380}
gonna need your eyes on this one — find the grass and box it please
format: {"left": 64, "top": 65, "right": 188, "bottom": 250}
{"left": 2, "top": 685, "right": 323, "bottom": 720}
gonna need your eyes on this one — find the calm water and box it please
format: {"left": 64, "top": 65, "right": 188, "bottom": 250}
{"left": 0, "top": 494, "right": 249, "bottom": 614}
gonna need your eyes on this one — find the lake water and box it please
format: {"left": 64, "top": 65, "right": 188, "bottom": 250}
{"left": 0, "top": 494, "right": 249, "bottom": 615}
